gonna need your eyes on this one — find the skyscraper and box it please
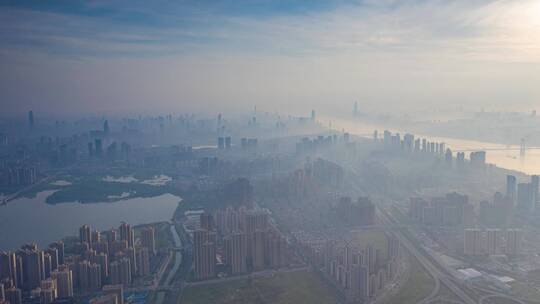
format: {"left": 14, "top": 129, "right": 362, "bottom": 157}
{"left": 141, "top": 227, "right": 155, "bottom": 255}
{"left": 506, "top": 175, "right": 517, "bottom": 203}
{"left": 102, "top": 285, "right": 123, "bottom": 304}
{"left": 251, "top": 230, "right": 266, "bottom": 271}
{"left": 464, "top": 229, "right": 484, "bottom": 256}
{"left": 531, "top": 175, "right": 539, "bottom": 210}
{"left": 80, "top": 225, "right": 92, "bottom": 245}
{"left": 5, "top": 287, "right": 22, "bottom": 304}
{"left": 135, "top": 247, "right": 150, "bottom": 277}
{"left": 95, "top": 139, "right": 103, "bottom": 158}
{"left": 0, "top": 282, "right": 4, "bottom": 302}
{"left": 226, "top": 232, "right": 247, "bottom": 275}
{"left": 193, "top": 230, "right": 216, "bottom": 280}
{"left": 51, "top": 266, "right": 73, "bottom": 298}
{"left": 17, "top": 246, "right": 44, "bottom": 290}
{"left": 506, "top": 229, "right": 523, "bottom": 256}
{"left": 28, "top": 111, "right": 34, "bottom": 129}
{"left": 49, "top": 242, "right": 65, "bottom": 266}
{"left": 109, "top": 258, "right": 131, "bottom": 286}
{"left": 517, "top": 183, "right": 534, "bottom": 211}
{"left": 119, "top": 223, "right": 134, "bottom": 248}
{"left": 486, "top": 229, "right": 502, "bottom": 255}
{"left": 103, "top": 120, "right": 110, "bottom": 135}
{"left": 0, "top": 252, "right": 18, "bottom": 287}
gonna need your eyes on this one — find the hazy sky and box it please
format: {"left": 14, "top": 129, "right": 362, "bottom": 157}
{"left": 1, "top": 0, "right": 540, "bottom": 117}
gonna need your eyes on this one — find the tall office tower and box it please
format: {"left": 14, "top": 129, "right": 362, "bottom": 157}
{"left": 88, "top": 263, "right": 102, "bottom": 291}
{"left": 103, "top": 120, "right": 110, "bottom": 135}
{"left": 51, "top": 266, "right": 73, "bottom": 298}
{"left": 109, "top": 258, "right": 131, "bottom": 286}
{"left": 251, "top": 230, "right": 266, "bottom": 271}
{"left": 193, "top": 230, "right": 216, "bottom": 280}
{"left": 311, "top": 110, "right": 316, "bottom": 121}
{"left": 141, "top": 227, "right": 155, "bottom": 255}
{"left": 135, "top": 247, "right": 150, "bottom": 277}
{"left": 90, "top": 294, "right": 118, "bottom": 304}
{"left": 486, "top": 229, "right": 502, "bottom": 255}
{"left": 506, "top": 229, "right": 523, "bottom": 256}
{"left": 225, "top": 137, "right": 231, "bottom": 149}
{"left": 44, "top": 248, "right": 59, "bottom": 271}
{"left": 5, "top": 287, "right": 22, "bottom": 304}
{"left": 506, "top": 175, "right": 517, "bottom": 203}
{"left": 49, "top": 242, "right": 64, "bottom": 266}
{"left": 95, "top": 139, "right": 103, "bottom": 157}
{"left": 531, "top": 175, "right": 539, "bottom": 210}
{"left": 517, "top": 183, "right": 534, "bottom": 211}
{"left": 0, "top": 252, "right": 18, "bottom": 287}
{"left": 91, "top": 253, "right": 108, "bottom": 284}
{"left": 18, "top": 247, "right": 44, "bottom": 290}
{"left": 119, "top": 223, "right": 134, "bottom": 248}
{"left": 218, "top": 137, "right": 225, "bottom": 149}
{"left": 102, "top": 285, "right": 123, "bottom": 304}
{"left": 28, "top": 111, "right": 34, "bottom": 129}
{"left": 200, "top": 213, "right": 214, "bottom": 231}
{"left": 464, "top": 229, "right": 484, "bottom": 256}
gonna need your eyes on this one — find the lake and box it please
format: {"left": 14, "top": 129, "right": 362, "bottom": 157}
{"left": 0, "top": 191, "right": 181, "bottom": 251}
{"left": 328, "top": 117, "right": 540, "bottom": 175}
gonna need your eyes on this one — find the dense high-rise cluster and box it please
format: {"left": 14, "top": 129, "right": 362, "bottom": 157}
{"left": 0, "top": 223, "right": 155, "bottom": 304}
{"left": 192, "top": 208, "right": 289, "bottom": 281}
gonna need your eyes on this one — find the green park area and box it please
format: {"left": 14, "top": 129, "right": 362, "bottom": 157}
{"left": 180, "top": 270, "right": 340, "bottom": 304}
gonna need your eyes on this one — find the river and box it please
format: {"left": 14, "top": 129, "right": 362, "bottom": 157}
{"left": 0, "top": 191, "right": 181, "bottom": 251}
{"left": 327, "top": 117, "right": 540, "bottom": 175}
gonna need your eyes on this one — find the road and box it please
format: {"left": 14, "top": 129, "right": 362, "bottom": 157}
{"left": 378, "top": 206, "right": 477, "bottom": 304}
{"left": 153, "top": 222, "right": 184, "bottom": 304}
{"left": 1, "top": 174, "right": 58, "bottom": 205}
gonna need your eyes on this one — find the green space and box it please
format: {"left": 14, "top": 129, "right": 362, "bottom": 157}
{"left": 382, "top": 256, "right": 435, "bottom": 304}
{"left": 180, "top": 270, "right": 339, "bottom": 304}
{"left": 44, "top": 180, "right": 171, "bottom": 204}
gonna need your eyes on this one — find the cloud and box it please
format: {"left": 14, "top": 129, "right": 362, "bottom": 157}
{"left": 1, "top": 0, "right": 540, "bottom": 116}
{"left": 1, "top": 0, "right": 539, "bottom": 61}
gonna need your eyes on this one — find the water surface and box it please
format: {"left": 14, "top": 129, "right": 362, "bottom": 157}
{"left": 0, "top": 191, "right": 181, "bottom": 251}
